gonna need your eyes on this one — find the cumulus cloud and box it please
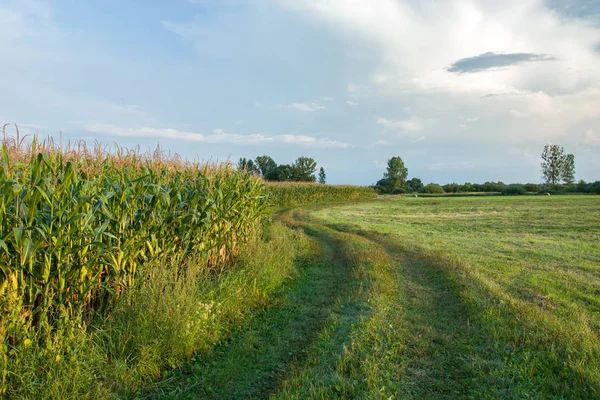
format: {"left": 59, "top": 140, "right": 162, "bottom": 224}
{"left": 283, "top": 0, "right": 600, "bottom": 146}
{"left": 79, "top": 123, "right": 349, "bottom": 149}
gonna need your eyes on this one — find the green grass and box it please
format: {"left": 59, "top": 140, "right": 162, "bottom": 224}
{"left": 7, "top": 194, "right": 599, "bottom": 398}
{"left": 307, "top": 195, "right": 600, "bottom": 398}
{"left": 150, "top": 195, "right": 600, "bottom": 399}
{"left": 1, "top": 221, "right": 312, "bottom": 399}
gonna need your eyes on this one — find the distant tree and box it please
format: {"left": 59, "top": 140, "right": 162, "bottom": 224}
{"left": 443, "top": 182, "right": 460, "bottom": 193}
{"left": 373, "top": 178, "right": 392, "bottom": 194}
{"left": 524, "top": 183, "right": 541, "bottom": 193}
{"left": 318, "top": 167, "right": 326, "bottom": 184}
{"left": 238, "top": 158, "right": 259, "bottom": 174}
{"left": 291, "top": 157, "right": 317, "bottom": 182}
{"left": 481, "top": 181, "right": 506, "bottom": 192}
{"left": 255, "top": 155, "right": 277, "bottom": 179}
{"left": 461, "top": 182, "right": 473, "bottom": 192}
{"left": 562, "top": 153, "right": 575, "bottom": 184}
{"left": 268, "top": 164, "right": 293, "bottom": 181}
{"left": 502, "top": 184, "right": 526, "bottom": 195}
{"left": 576, "top": 179, "right": 587, "bottom": 192}
{"left": 406, "top": 177, "right": 424, "bottom": 192}
{"left": 424, "top": 183, "right": 444, "bottom": 194}
{"left": 384, "top": 157, "right": 408, "bottom": 191}
{"left": 541, "top": 144, "right": 565, "bottom": 186}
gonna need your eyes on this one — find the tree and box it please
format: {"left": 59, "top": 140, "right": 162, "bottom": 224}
{"left": 406, "top": 177, "right": 424, "bottom": 192}
{"left": 424, "top": 183, "right": 444, "bottom": 193}
{"left": 384, "top": 157, "right": 408, "bottom": 191}
{"left": 268, "top": 164, "right": 293, "bottom": 181}
{"left": 562, "top": 153, "right": 575, "bottom": 184}
{"left": 255, "top": 155, "right": 277, "bottom": 179}
{"left": 238, "top": 158, "right": 259, "bottom": 175}
{"left": 291, "top": 157, "right": 317, "bottom": 182}
{"left": 318, "top": 167, "right": 326, "bottom": 184}
{"left": 541, "top": 144, "right": 565, "bottom": 186}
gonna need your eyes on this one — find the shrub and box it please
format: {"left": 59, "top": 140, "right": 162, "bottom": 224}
{"left": 502, "top": 184, "right": 526, "bottom": 195}
{"left": 424, "top": 183, "right": 445, "bottom": 194}
{"left": 524, "top": 183, "right": 541, "bottom": 192}
{"left": 391, "top": 187, "right": 409, "bottom": 195}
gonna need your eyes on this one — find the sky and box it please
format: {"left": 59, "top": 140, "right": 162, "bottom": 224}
{"left": 1, "top": 0, "right": 599, "bottom": 185}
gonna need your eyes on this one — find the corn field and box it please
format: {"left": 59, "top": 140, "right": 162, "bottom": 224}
{"left": 0, "top": 128, "right": 265, "bottom": 316}
{"left": 265, "top": 182, "right": 376, "bottom": 207}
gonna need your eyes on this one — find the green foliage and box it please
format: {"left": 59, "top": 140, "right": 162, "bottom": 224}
{"left": 318, "top": 167, "right": 326, "bottom": 184}
{"left": 291, "top": 157, "right": 317, "bottom": 182}
{"left": 424, "top": 183, "right": 444, "bottom": 193}
{"left": 2, "top": 220, "right": 311, "bottom": 398}
{"left": 481, "top": 181, "right": 506, "bottom": 192}
{"left": 0, "top": 140, "right": 264, "bottom": 315}
{"left": 541, "top": 144, "right": 575, "bottom": 186}
{"left": 255, "top": 155, "right": 277, "bottom": 178}
{"left": 524, "top": 183, "right": 541, "bottom": 192}
{"left": 502, "top": 184, "right": 527, "bottom": 195}
{"left": 264, "top": 182, "right": 376, "bottom": 207}
{"left": 443, "top": 182, "right": 460, "bottom": 193}
{"left": 238, "top": 158, "right": 260, "bottom": 175}
{"left": 562, "top": 153, "right": 575, "bottom": 184}
{"left": 383, "top": 156, "right": 408, "bottom": 191}
{"left": 406, "top": 177, "right": 424, "bottom": 192}
{"left": 245, "top": 155, "right": 319, "bottom": 183}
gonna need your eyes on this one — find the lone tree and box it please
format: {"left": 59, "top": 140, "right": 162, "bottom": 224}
{"left": 562, "top": 153, "right": 576, "bottom": 185}
{"left": 540, "top": 144, "right": 575, "bottom": 186}
{"left": 318, "top": 167, "right": 326, "bottom": 184}
{"left": 291, "top": 156, "right": 317, "bottom": 182}
{"left": 384, "top": 156, "right": 408, "bottom": 191}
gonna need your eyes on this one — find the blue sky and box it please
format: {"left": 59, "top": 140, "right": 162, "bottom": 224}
{"left": 1, "top": 0, "right": 599, "bottom": 185}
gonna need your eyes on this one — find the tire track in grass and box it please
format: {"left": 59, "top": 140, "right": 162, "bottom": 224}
{"left": 277, "top": 218, "right": 497, "bottom": 399}
{"left": 143, "top": 209, "right": 371, "bottom": 399}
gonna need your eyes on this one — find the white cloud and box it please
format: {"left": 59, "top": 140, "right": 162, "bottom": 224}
{"left": 281, "top": 102, "right": 326, "bottom": 112}
{"left": 79, "top": 123, "right": 349, "bottom": 149}
{"left": 346, "top": 100, "right": 359, "bottom": 106}
{"left": 377, "top": 116, "right": 424, "bottom": 132}
{"left": 284, "top": 0, "right": 600, "bottom": 144}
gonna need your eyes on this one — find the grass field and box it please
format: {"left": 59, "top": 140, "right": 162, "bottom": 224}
{"left": 149, "top": 195, "right": 600, "bottom": 399}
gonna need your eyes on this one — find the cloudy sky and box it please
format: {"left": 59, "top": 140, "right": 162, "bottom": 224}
{"left": 1, "top": 0, "right": 599, "bottom": 184}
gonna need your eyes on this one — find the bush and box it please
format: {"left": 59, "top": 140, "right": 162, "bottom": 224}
{"left": 524, "top": 183, "right": 541, "bottom": 192}
{"left": 590, "top": 182, "right": 600, "bottom": 194}
{"left": 391, "top": 187, "right": 409, "bottom": 195}
{"left": 538, "top": 187, "right": 558, "bottom": 195}
{"left": 502, "top": 184, "right": 526, "bottom": 195}
{"left": 424, "top": 183, "right": 445, "bottom": 194}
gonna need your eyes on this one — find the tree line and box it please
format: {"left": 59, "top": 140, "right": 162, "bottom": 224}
{"left": 239, "top": 155, "right": 326, "bottom": 183}
{"left": 374, "top": 144, "right": 600, "bottom": 195}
